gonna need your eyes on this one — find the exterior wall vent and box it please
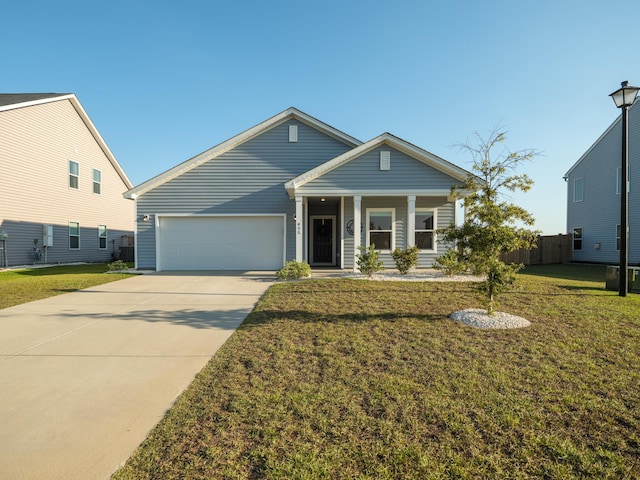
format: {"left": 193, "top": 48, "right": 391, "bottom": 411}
{"left": 289, "top": 125, "right": 298, "bottom": 143}
{"left": 380, "top": 151, "right": 390, "bottom": 170}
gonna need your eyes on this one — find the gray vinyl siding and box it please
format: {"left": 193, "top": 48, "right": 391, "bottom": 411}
{"left": 297, "top": 146, "right": 460, "bottom": 194}
{"left": 135, "top": 120, "right": 354, "bottom": 269}
{"left": 0, "top": 99, "right": 134, "bottom": 267}
{"left": 566, "top": 103, "right": 640, "bottom": 264}
{"left": 341, "top": 196, "right": 455, "bottom": 269}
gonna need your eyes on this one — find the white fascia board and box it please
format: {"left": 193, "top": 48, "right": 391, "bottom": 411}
{"left": 285, "top": 133, "right": 475, "bottom": 198}
{"left": 125, "top": 107, "right": 362, "bottom": 199}
{"left": 0, "top": 93, "right": 75, "bottom": 112}
{"left": 564, "top": 100, "right": 639, "bottom": 179}
{"left": 67, "top": 95, "right": 134, "bottom": 190}
{"left": 0, "top": 93, "right": 134, "bottom": 190}
{"left": 288, "top": 189, "right": 455, "bottom": 197}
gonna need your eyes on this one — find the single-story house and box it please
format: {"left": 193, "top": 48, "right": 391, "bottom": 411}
{"left": 124, "top": 108, "right": 474, "bottom": 271}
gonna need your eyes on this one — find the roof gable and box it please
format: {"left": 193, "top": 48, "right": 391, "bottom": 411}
{"left": 285, "top": 132, "right": 473, "bottom": 197}
{"left": 125, "top": 107, "right": 362, "bottom": 198}
{"left": 0, "top": 93, "right": 132, "bottom": 189}
{"left": 564, "top": 99, "right": 639, "bottom": 179}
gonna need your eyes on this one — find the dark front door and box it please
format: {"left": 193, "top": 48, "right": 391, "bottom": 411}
{"left": 312, "top": 217, "right": 334, "bottom": 265}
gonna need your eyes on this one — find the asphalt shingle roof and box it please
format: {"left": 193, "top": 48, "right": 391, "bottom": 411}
{"left": 0, "top": 93, "right": 69, "bottom": 108}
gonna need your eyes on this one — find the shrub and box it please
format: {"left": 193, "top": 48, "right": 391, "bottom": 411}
{"left": 433, "top": 249, "right": 466, "bottom": 276}
{"left": 108, "top": 260, "right": 128, "bottom": 271}
{"left": 276, "top": 260, "right": 311, "bottom": 280}
{"left": 391, "top": 246, "right": 420, "bottom": 274}
{"left": 356, "top": 245, "right": 384, "bottom": 276}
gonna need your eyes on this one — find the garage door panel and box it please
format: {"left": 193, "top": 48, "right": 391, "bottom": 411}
{"left": 158, "top": 216, "right": 284, "bottom": 270}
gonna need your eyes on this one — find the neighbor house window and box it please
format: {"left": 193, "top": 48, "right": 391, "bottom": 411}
{"left": 573, "top": 227, "right": 582, "bottom": 251}
{"left": 98, "top": 225, "right": 107, "bottom": 249}
{"left": 93, "top": 169, "right": 102, "bottom": 194}
{"left": 69, "top": 222, "right": 80, "bottom": 249}
{"left": 69, "top": 161, "right": 79, "bottom": 189}
{"left": 573, "top": 178, "right": 584, "bottom": 202}
{"left": 367, "top": 209, "right": 395, "bottom": 250}
{"left": 415, "top": 209, "right": 436, "bottom": 250}
{"left": 616, "top": 224, "right": 621, "bottom": 251}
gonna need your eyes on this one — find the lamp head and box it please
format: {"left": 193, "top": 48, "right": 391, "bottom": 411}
{"left": 610, "top": 81, "right": 640, "bottom": 108}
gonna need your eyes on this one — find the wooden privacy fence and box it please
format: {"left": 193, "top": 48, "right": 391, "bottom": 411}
{"left": 500, "top": 234, "right": 572, "bottom": 265}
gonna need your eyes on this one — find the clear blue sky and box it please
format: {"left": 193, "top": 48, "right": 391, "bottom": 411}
{"left": 3, "top": 0, "right": 640, "bottom": 234}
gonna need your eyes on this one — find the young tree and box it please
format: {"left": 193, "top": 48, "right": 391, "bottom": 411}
{"left": 437, "top": 128, "right": 539, "bottom": 314}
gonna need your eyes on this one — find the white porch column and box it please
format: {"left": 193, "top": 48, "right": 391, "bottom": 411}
{"left": 353, "top": 195, "right": 361, "bottom": 271}
{"left": 407, "top": 195, "right": 416, "bottom": 247}
{"left": 295, "top": 196, "right": 303, "bottom": 262}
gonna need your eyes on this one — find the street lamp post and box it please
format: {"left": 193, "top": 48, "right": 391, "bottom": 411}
{"left": 609, "top": 80, "right": 640, "bottom": 297}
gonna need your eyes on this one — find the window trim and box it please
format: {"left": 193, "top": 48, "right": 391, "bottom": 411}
{"left": 366, "top": 208, "right": 395, "bottom": 252}
{"left": 69, "top": 160, "right": 79, "bottom": 190}
{"left": 414, "top": 208, "right": 437, "bottom": 252}
{"left": 98, "top": 225, "right": 107, "bottom": 250}
{"left": 93, "top": 169, "right": 102, "bottom": 195}
{"left": 572, "top": 227, "right": 583, "bottom": 251}
{"left": 69, "top": 221, "right": 80, "bottom": 250}
{"left": 573, "top": 177, "right": 584, "bottom": 202}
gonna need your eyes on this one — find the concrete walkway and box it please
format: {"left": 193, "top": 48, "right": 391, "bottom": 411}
{"left": 0, "top": 271, "right": 274, "bottom": 480}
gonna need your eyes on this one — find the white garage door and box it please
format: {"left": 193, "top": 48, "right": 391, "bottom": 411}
{"left": 158, "top": 216, "right": 285, "bottom": 270}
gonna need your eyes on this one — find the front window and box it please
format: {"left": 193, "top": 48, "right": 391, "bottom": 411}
{"left": 367, "top": 209, "right": 394, "bottom": 250}
{"left": 415, "top": 210, "right": 435, "bottom": 250}
{"left": 573, "top": 227, "right": 582, "bottom": 251}
{"left": 69, "top": 161, "right": 79, "bottom": 189}
{"left": 573, "top": 177, "right": 584, "bottom": 202}
{"left": 93, "top": 169, "right": 102, "bottom": 194}
{"left": 98, "top": 225, "right": 107, "bottom": 249}
{"left": 69, "top": 222, "right": 80, "bottom": 249}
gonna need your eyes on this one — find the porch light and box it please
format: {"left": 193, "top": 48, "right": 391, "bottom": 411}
{"left": 609, "top": 80, "right": 639, "bottom": 296}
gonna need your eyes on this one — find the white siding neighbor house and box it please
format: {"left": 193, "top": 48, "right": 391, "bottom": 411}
{"left": 565, "top": 100, "right": 640, "bottom": 265}
{"left": 125, "top": 108, "right": 474, "bottom": 271}
{"left": 0, "top": 94, "right": 134, "bottom": 267}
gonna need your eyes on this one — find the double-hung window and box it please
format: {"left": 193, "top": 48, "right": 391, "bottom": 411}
{"left": 415, "top": 209, "right": 436, "bottom": 250}
{"left": 573, "top": 177, "right": 584, "bottom": 202}
{"left": 367, "top": 209, "right": 394, "bottom": 250}
{"left": 98, "top": 225, "right": 107, "bottom": 249}
{"left": 69, "top": 161, "right": 79, "bottom": 189}
{"left": 573, "top": 227, "right": 583, "bottom": 251}
{"left": 93, "top": 169, "right": 102, "bottom": 194}
{"left": 69, "top": 222, "right": 80, "bottom": 249}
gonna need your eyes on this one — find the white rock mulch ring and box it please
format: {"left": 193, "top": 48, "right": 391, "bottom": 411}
{"left": 450, "top": 308, "right": 531, "bottom": 329}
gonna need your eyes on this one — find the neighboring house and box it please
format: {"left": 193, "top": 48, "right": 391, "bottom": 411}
{"left": 124, "top": 107, "right": 474, "bottom": 271}
{"left": 0, "top": 93, "right": 134, "bottom": 267}
{"left": 565, "top": 100, "right": 640, "bottom": 265}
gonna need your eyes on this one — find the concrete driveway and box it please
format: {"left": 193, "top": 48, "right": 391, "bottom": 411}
{"left": 0, "top": 271, "right": 274, "bottom": 480}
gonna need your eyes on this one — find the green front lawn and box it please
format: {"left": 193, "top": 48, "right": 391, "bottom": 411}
{"left": 114, "top": 264, "right": 640, "bottom": 479}
{"left": 0, "top": 263, "right": 134, "bottom": 310}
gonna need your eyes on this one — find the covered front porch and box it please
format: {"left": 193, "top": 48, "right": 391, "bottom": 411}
{"left": 294, "top": 194, "right": 453, "bottom": 271}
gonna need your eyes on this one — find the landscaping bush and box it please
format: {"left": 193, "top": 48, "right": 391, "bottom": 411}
{"left": 433, "top": 249, "right": 466, "bottom": 276}
{"left": 356, "top": 245, "right": 384, "bottom": 276}
{"left": 276, "top": 260, "right": 311, "bottom": 280}
{"left": 107, "top": 260, "right": 128, "bottom": 271}
{"left": 391, "top": 246, "right": 420, "bottom": 274}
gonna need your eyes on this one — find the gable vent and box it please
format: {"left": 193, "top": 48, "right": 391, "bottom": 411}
{"left": 289, "top": 125, "right": 298, "bottom": 142}
{"left": 380, "top": 151, "right": 391, "bottom": 170}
